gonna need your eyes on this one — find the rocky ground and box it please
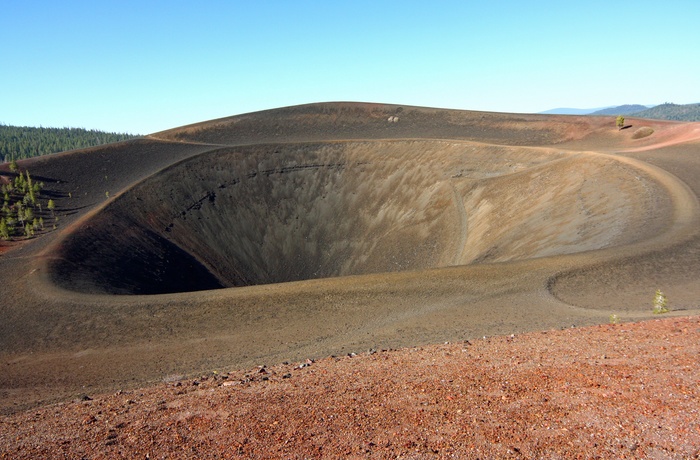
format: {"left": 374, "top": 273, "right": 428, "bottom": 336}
{"left": 2, "top": 315, "right": 699, "bottom": 459}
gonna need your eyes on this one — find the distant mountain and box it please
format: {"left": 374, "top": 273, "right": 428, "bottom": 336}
{"left": 589, "top": 105, "right": 649, "bottom": 116}
{"left": 539, "top": 107, "right": 610, "bottom": 115}
{"left": 540, "top": 103, "right": 700, "bottom": 121}
{"left": 630, "top": 103, "right": 700, "bottom": 122}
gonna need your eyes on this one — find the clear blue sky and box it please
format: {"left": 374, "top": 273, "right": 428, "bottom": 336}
{"left": 2, "top": 1, "right": 699, "bottom": 134}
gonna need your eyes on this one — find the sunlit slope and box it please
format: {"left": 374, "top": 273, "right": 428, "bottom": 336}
{"left": 152, "top": 102, "right": 601, "bottom": 146}
{"left": 48, "top": 140, "right": 668, "bottom": 295}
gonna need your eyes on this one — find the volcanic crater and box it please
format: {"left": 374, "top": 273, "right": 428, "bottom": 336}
{"left": 49, "top": 140, "right": 664, "bottom": 295}
{"left": 2, "top": 102, "right": 700, "bottom": 419}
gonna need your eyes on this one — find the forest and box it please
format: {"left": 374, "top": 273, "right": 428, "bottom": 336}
{"left": 0, "top": 124, "right": 139, "bottom": 162}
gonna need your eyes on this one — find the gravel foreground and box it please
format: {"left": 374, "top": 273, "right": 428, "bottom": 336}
{"left": 2, "top": 316, "right": 699, "bottom": 459}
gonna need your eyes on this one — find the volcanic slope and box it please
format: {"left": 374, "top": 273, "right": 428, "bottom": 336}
{"left": 1, "top": 102, "right": 699, "bottom": 414}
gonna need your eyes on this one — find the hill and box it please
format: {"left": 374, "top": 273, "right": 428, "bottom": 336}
{"left": 1, "top": 100, "right": 699, "bottom": 456}
{"left": 0, "top": 124, "right": 139, "bottom": 162}
{"left": 589, "top": 104, "right": 649, "bottom": 116}
{"left": 631, "top": 102, "right": 700, "bottom": 121}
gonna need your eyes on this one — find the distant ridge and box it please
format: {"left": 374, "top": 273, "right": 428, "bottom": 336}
{"left": 589, "top": 104, "right": 649, "bottom": 116}
{"left": 539, "top": 107, "right": 610, "bottom": 115}
{"left": 540, "top": 104, "right": 649, "bottom": 116}
{"left": 541, "top": 102, "right": 700, "bottom": 121}
{"left": 631, "top": 102, "right": 700, "bottom": 122}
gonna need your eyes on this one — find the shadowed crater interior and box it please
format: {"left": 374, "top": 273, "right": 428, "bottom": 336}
{"left": 48, "top": 140, "right": 665, "bottom": 295}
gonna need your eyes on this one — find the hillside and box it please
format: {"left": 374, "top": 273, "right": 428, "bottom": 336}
{"left": 0, "top": 124, "right": 139, "bottom": 162}
{"left": 631, "top": 102, "right": 700, "bottom": 121}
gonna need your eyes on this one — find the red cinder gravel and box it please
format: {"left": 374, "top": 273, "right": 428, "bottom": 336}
{"left": 2, "top": 316, "right": 699, "bottom": 459}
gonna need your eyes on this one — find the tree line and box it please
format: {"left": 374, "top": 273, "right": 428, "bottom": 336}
{"left": 0, "top": 124, "right": 139, "bottom": 162}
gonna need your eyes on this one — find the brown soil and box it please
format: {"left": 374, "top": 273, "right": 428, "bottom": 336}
{"left": 2, "top": 316, "right": 699, "bottom": 459}
{"left": 1, "top": 102, "right": 700, "bottom": 456}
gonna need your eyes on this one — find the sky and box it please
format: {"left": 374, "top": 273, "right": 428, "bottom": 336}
{"left": 2, "top": 1, "right": 699, "bottom": 134}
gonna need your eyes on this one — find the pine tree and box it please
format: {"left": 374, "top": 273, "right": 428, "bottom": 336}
{"left": 14, "top": 173, "right": 25, "bottom": 191}
{"left": 25, "top": 171, "right": 36, "bottom": 204}
{"left": 16, "top": 202, "right": 24, "bottom": 224}
{"left": 0, "top": 218, "right": 9, "bottom": 240}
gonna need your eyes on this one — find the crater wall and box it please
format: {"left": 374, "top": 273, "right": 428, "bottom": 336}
{"left": 48, "top": 140, "right": 668, "bottom": 294}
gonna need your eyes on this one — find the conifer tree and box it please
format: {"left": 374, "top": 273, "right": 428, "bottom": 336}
{"left": 0, "top": 218, "right": 9, "bottom": 240}
{"left": 16, "top": 202, "right": 24, "bottom": 224}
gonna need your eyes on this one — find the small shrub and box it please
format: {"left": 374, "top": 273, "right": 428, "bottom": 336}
{"left": 616, "top": 115, "right": 625, "bottom": 130}
{"left": 652, "top": 289, "right": 669, "bottom": 314}
{"left": 609, "top": 314, "right": 620, "bottom": 324}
